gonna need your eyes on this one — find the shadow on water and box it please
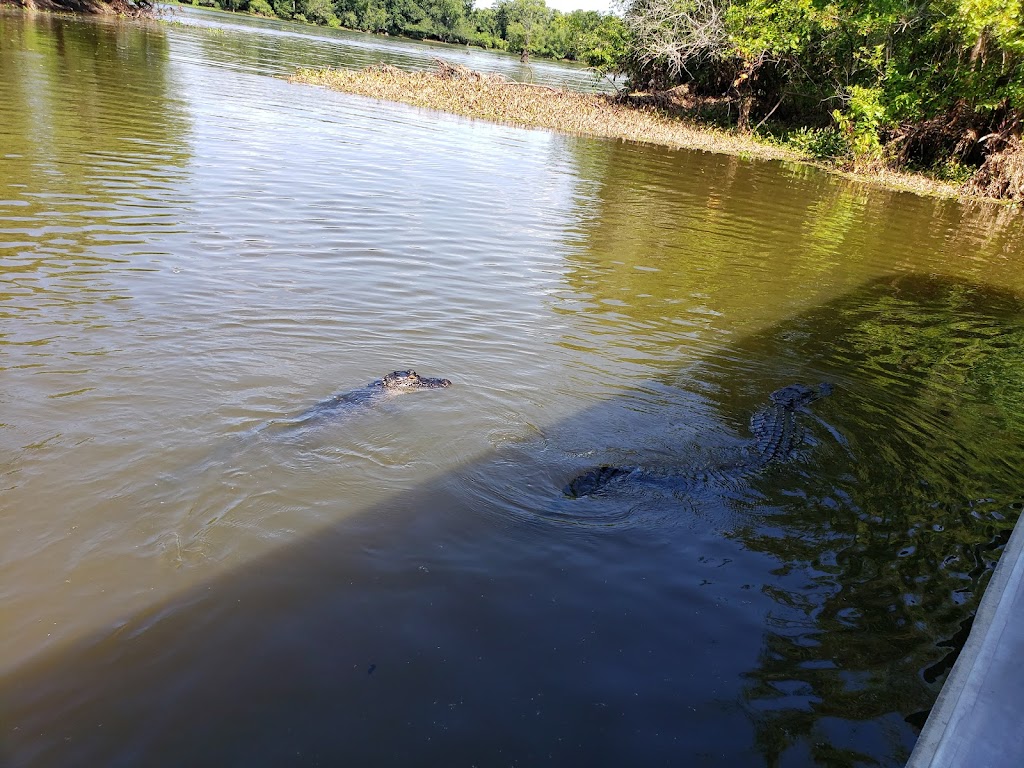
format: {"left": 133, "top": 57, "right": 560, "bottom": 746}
{"left": 3, "top": 274, "right": 1023, "bottom": 768}
{"left": 4, "top": 12, "right": 1024, "bottom": 768}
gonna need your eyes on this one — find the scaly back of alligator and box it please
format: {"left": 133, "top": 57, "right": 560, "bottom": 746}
{"left": 177, "top": 369, "right": 451, "bottom": 475}
{"left": 746, "top": 382, "right": 832, "bottom": 468}
{"left": 747, "top": 404, "right": 800, "bottom": 468}
{"left": 259, "top": 369, "right": 452, "bottom": 435}
{"left": 265, "top": 387, "right": 382, "bottom": 433}
{"left": 564, "top": 382, "right": 833, "bottom": 498}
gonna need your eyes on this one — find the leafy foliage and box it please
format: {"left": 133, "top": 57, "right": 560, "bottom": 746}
{"left": 620, "top": 0, "right": 1024, "bottom": 185}
{"left": 247, "top": 0, "right": 274, "bottom": 15}
{"left": 196, "top": 0, "right": 1022, "bottom": 194}
{"left": 196, "top": 0, "right": 626, "bottom": 70}
{"left": 785, "top": 126, "right": 849, "bottom": 161}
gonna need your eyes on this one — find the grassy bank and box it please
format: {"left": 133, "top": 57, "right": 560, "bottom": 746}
{"left": 290, "top": 62, "right": 993, "bottom": 203}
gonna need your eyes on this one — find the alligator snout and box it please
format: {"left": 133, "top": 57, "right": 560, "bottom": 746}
{"left": 380, "top": 370, "right": 452, "bottom": 389}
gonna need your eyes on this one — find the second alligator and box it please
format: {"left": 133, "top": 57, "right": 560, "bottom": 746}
{"left": 564, "top": 382, "right": 834, "bottom": 498}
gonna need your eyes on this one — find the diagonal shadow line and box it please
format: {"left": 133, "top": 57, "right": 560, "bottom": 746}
{"left": 2, "top": 273, "right": 1023, "bottom": 768}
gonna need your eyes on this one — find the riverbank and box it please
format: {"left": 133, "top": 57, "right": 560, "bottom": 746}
{"left": 291, "top": 63, "right": 999, "bottom": 204}
{"left": 0, "top": 0, "right": 150, "bottom": 15}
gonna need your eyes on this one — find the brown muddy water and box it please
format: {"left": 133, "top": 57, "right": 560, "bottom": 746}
{"left": 2, "top": 7, "right": 1024, "bottom": 767}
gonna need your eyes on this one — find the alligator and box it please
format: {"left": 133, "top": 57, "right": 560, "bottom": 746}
{"left": 564, "top": 382, "right": 833, "bottom": 498}
{"left": 261, "top": 369, "right": 452, "bottom": 433}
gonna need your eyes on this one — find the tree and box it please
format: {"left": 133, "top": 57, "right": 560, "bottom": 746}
{"left": 622, "top": 0, "right": 730, "bottom": 87}
{"left": 495, "top": 0, "right": 551, "bottom": 61}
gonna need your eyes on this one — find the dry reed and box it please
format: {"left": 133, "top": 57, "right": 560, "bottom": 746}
{"left": 290, "top": 61, "right": 1002, "bottom": 204}
{"left": 290, "top": 61, "right": 795, "bottom": 161}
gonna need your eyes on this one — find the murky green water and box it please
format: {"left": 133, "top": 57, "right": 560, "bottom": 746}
{"left": 2, "top": 7, "right": 1024, "bottom": 767}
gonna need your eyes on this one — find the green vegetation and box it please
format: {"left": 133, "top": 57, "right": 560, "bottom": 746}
{"left": 229, "top": 0, "right": 1024, "bottom": 197}
{"left": 619, "top": 0, "right": 1024, "bottom": 197}
{"left": 185, "top": 0, "right": 627, "bottom": 66}
{"left": 12, "top": 0, "right": 1021, "bottom": 198}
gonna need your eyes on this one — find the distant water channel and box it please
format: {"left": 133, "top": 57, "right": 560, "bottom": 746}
{"left": 3, "top": 7, "right": 1024, "bottom": 767}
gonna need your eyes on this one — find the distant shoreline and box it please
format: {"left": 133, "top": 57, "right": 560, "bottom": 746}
{"left": 291, "top": 63, "right": 1004, "bottom": 205}
{"left": 158, "top": 2, "right": 609, "bottom": 67}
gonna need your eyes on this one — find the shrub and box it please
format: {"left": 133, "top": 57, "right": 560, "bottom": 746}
{"left": 787, "top": 126, "right": 849, "bottom": 161}
{"left": 248, "top": 0, "right": 274, "bottom": 16}
{"left": 933, "top": 159, "right": 975, "bottom": 186}
{"left": 833, "top": 86, "right": 889, "bottom": 163}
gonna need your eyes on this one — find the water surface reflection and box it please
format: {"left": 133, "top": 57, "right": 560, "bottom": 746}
{"left": 4, "top": 275, "right": 1023, "bottom": 768}
{"left": 2, "top": 8, "right": 1024, "bottom": 768}
{"left": 168, "top": 4, "right": 608, "bottom": 89}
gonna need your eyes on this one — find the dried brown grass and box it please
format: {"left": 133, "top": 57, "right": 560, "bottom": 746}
{"left": 290, "top": 62, "right": 1009, "bottom": 204}
{"left": 968, "top": 138, "right": 1024, "bottom": 201}
{"left": 291, "top": 61, "right": 798, "bottom": 163}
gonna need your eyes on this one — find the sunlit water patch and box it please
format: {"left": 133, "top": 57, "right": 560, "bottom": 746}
{"left": 3, "top": 8, "right": 1024, "bottom": 768}
{"left": 162, "top": 4, "right": 610, "bottom": 89}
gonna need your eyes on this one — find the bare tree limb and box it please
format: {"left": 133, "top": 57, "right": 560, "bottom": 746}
{"left": 623, "top": 0, "right": 731, "bottom": 82}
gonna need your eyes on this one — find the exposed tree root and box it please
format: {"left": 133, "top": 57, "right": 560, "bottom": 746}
{"left": 968, "top": 138, "right": 1024, "bottom": 201}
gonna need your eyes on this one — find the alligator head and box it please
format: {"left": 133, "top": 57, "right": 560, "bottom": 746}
{"left": 769, "top": 382, "right": 833, "bottom": 410}
{"left": 379, "top": 370, "right": 452, "bottom": 390}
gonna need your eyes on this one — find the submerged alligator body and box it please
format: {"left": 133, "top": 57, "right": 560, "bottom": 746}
{"left": 564, "top": 382, "right": 833, "bottom": 498}
{"left": 172, "top": 371, "right": 451, "bottom": 482}
{"left": 262, "top": 369, "right": 452, "bottom": 433}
